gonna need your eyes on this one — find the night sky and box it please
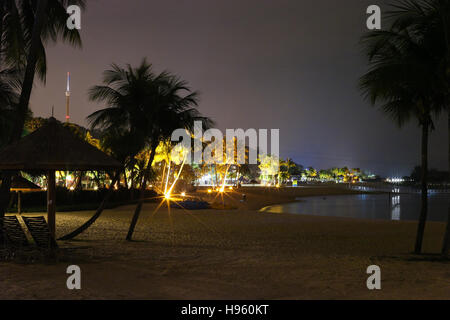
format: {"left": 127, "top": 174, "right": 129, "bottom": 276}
{"left": 30, "top": 0, "right": 447, "bottom": 177}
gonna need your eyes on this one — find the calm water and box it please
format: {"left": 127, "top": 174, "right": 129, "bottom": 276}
{"left": 260, "top": 194, "right": 450, "bottom": 222}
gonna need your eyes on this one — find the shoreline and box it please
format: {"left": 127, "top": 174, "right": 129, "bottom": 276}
{"left": 194, "top": 185, "right": 367, "bottom": 211}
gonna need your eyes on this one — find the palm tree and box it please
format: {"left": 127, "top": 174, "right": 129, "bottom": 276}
{"left": 0, "top": 0, "right": 49, "bottom": 218}
{"left": 0, "top": 0, "right": 85, "bottom": 217}
{"left": 59, "top": 62, "right": 156, "bottom": 240}
{"left": 0, "top": 67, "right": 21, "bottom": 146}
{"left": 122, "top": 64, "right": 213, "bottom": 241}
{"left": 10, "top": 0, "right": 85, "bottom": 139}
{"left": 360, "top": 22, "right": 446, "bottom": 254}
{"left": 385, "top": 0, "right": 450, "bottom": 256}
{"left": 61, "top": 60, "right": 212, "bottom": 240}
{"left": 0, "top": 1, "right": 85, "bottom": 76}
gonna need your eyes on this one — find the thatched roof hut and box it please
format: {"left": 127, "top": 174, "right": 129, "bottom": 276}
{"left": 0, "top": 117, "right": 121, "bottom": 171}
{"left": 9, "top": 175, "right": 41, "bottom": 215}
{"left": 0, "top": 117, "right": 122, "bottom": 236}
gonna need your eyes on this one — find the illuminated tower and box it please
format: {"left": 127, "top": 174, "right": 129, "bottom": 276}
{"left": 65, "top": 72, "right": 71, "bottom": 123}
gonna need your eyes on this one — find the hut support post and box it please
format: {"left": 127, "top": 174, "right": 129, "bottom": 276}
{"left": 17, "top": 191, "right": 22, "bottom": 215}
{"left": 47, "top": 170, "right": 56, "bottom": 237}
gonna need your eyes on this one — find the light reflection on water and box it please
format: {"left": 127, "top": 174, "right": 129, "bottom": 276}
{"left": 391, "top": 195, "right": 400, "bottom": 221}
{"left": 260, "top": 193, "right": 449, "bottom": 222}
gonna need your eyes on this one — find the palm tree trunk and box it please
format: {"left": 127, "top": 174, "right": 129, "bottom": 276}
{"left": 59, "top": 171, "right": 121, "bottom": 240}
{"left": 442, "top": 210, "right": 450, "bottom": 257}
{"left": 75, "top": 172, "right": 83, "bottom": 190}
{"left": 160, "top": 161, "right": 167, "bottom": 191}
{"left": 0, "top": 173, "right": 12, "bottom": 218}
{"left": 214, "top": 164, "right": 218, "bottom": 187}
{"left": 126, "top": 174, "right": 147, "bottom": 241}
{"left": 0, "top": 2, "right": 5, "bottom": 65}
{"left": 414, "top": 122, "right": 429, "bottom": 254}
{"left": 0, "top": 1, "right": 11, "bottom": 218}
{"left": 13, "top": 0, "right": 47, "bottom": 142}
{"left": 0, "top": 0, "right": 48, "bottom": 219}
{"left": 123, "top": 168, "right": 128, "bottom": 189}
{"left": 130, "top": 169, "right": 137, "bottom": 189}
{"left": 442, "top": 112, "right": 450, "bottom": 257}
{"left": 126, "top": 144, "right": 158, "bottom": 241}
{"left": 92, "top": 171, "right": 102, "bottom": 189}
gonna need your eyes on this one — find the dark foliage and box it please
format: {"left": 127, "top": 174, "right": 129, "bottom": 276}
{"left": 7, "top": 187, "right": 158, "bottom": 212}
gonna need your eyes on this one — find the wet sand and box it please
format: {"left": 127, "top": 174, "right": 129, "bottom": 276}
{"left": 0, "top": 186, "right": 448, "bottom": 299}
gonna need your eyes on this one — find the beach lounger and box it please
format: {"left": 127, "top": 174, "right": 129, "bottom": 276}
{"left": 2, "top": 215, "right": 29, "bottom": 248}
{"left": 22, "top": 216, "right": 92, "bottom": 259}
{"left": 22, "top": 216, "right": 58, "bottom": 249}
{"left": 0, "top": 223, "right": 5, "bottom": 259}
{"left": 0, "top": 215, "right": 39, "bottom": 262}
{"left": 0, "top": 218, "right": 11, "bottom": 259}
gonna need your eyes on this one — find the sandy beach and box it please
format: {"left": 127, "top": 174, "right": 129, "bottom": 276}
{"left": 0, "top": 187, "right": 449, "bottom": 300}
